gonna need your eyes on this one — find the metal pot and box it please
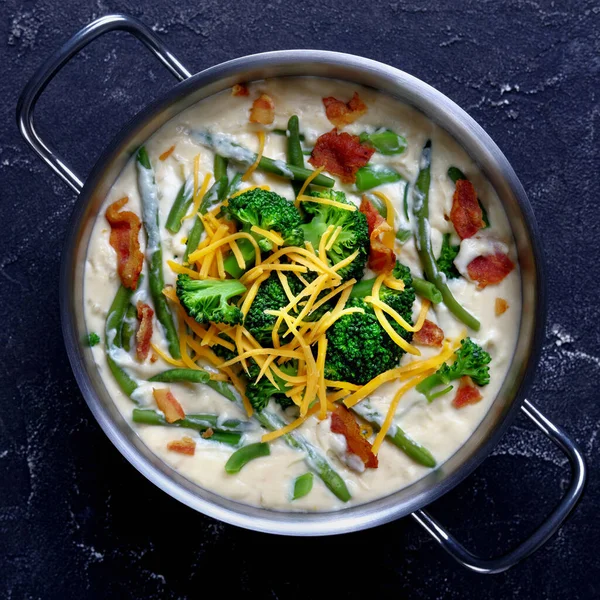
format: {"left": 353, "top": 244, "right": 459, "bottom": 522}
{"left": 17, "top": 14, "right": 587, "bottom": 574}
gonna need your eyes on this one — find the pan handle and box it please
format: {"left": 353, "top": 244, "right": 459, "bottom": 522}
{"left": 411, "top": 399, "right": 587, "bottom": 574}
{"left": 16, "top": 14, "right": 192, "bottom": 194}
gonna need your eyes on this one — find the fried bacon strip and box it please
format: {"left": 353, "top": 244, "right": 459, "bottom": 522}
{"left": 232, "top": 83, "right": 249, "bottom": 97}
{"left": 323, "top": 92, "right": 368, "bottom": 128}
{"left": 452, "top": 376, "right": 483, "bottom": 408}
{"left": 153, "top": 388, "right": 185, "bottom": 423}
{"left": 105, "top": 197, "right": 144, "bottom": 290}
{"left": 450, "top": 179, "right": 484, "bottom": 240}
{"left": 167, "top": 436, "right": 196, "bottom": 455}
{"left": 159, "top": 145, "right": 175, "bottom": 161}
{"left": 136, "top": 301, "right": 154, "bottom": 361}
{"left": 249, "top": 93, "right": 275, "bottom": 124}
{"left": 495, "top": 298, "right": 509, "bottom": 316}
{"left": 309, "top": 130, "right": 374, "bottom": 183}
{"left": 413, "top": 319, "right": 444, "bottom": 347}
{"left": 330, "top": 405, "right": 378, "bottom": 469}
{"left": 360, "top": 197, "right": 396, "bottom": 273}
{"left": 467, "top": 252, "right": 515, "bottom": 288}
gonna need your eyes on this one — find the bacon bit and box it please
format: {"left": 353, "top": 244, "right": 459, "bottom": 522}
{"left": 323, "top": 92, "right": 368, "bottom": 128}
{"left": 450, "top": 179, "right": 484, "bottom": 240}
{"left": 201, "top": 428, "right": 214, "bottom": 439}
{"left": 105, "top": 197, "right": 144, "bottom": 290}
{"left": 232, "top": 83, "right": 249, "bottom": 97}
{"left": 249, "top": 93, "right": 275, "bottom": 124}
{"left": 150, "top": 353, "right": 159, "bottom": 363}
{"left": 495, "top": 297, "right": 509, "bottom": 316}
{"left": 413, "top": 319, "right": 444, "bottom": 347}
{"left": 330, "top": 405, "right": 378, "bottom": 469}
{"left": 167, "top": 436, "right": 196, "bottom": 456}
{"left": 309, "top": 129, "right": 374, "bottom": 183}
{"left": 452, "top": 376, "right": 483, "bottom": 408}
{"left": 159, "top": 145, "right": 175, "bottom": 161}
{"left": 153, "top": 388, "right": 185, "bottom": 423}
{"left": 136, "top": 301, "right": 154, "bottom": 361}
{"left": 467, "top": 252, "right": 515, "bottom": 288}
{"left": 360, "top": 197, "right": 396, "bottom": 273}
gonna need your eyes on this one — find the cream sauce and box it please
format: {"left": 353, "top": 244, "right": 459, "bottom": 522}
{"left": 84, "top": 77, "right": 521, "bottom": 511}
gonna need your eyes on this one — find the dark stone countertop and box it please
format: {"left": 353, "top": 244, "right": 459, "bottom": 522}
{"left": 1, "top": 1, "right": 598, "bottom": 598}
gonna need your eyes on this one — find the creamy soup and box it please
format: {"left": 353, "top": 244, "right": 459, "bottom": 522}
{"left": 84, "top": 77, "right": 521, "bottom": 511}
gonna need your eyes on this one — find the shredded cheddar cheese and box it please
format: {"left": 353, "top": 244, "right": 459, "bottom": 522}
{"left": 294, "top": 166, "right": 324, "bottom": 206}
{"left": 296, "top": 194, "right": 357, "bottom": 211}
{"left": 242, "top": 131, "right": 266, "bottom": 181}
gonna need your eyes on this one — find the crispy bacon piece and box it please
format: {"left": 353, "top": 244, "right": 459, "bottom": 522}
{"left": 495, "top": 297, "right": 509, "bottom": 316}
{"left": 413, "top": 319, "right": 444, "bottom": 347}
{"left": 232, "top": 83, "right": 249, "bottom": 97}
{"left": 167, "top": 436, "right": 196, "bottom": 456}
{"left": 450, "top": 179, "right": 484, "bottom": 240}
{"left": 323, "top": 92, "right": 368, "bottom": 128}
{"left": 359, "top": 197, "right": 396, "bottom": 274}
{"left": 467, "top": 252, "right": 515, "bottom": 288}
{"left": 159, "top": 145, "right": 175, "bottom": 161}
{"left": 249, "top": 93, "right": 275, "bottom": 124}
{"left": 330, "top": 405, "right": 378, "bottom": 469}
{"left": 153, "top": 388, "right": 185, "bottom": 423}
{"left": 136, "top": 301, "right": 154, "bottom": 361}
{"left": 105, "top": 197, "right": 144, "bottom": 290}
{"left": 309, "top": 129, "right": 374, "bottom": 183}
{"left": 201, "top": 428, "right": 214, "bottom": 439}
{"left": 452, "top": 376, "right": 483, "bottom": 408}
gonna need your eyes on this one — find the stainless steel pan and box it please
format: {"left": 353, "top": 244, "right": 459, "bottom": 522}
{"left": 17, "top": 14, "right": 587, "bottom": 573}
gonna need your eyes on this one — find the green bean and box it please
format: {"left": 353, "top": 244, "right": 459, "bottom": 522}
{"left": 447, "top": 166, "right": 490, "bottom": 227}
{"left": 132, "top": 409, "right": 242, "bottom": 445}
{"left": 121, "top": 303, "right": 137, "bottom": 352}
{"left": 137, "top": 147, "right": 181, "bottom": 357}
{"left": 355, "top": 165, "right": 404, "bottom": 192}
{"left": 206, "top": 380, "right": 239, "bottom": 403}
{"left": 165, "top": 177, "right": 194, "bottom": 233}
{"left": 359, "top": 129, "right": 407, "bottom": 155}
{"left": 351, "top": 401, "right": 436, "bottom": 468}
{"left": 395, "top": 228, "right": 412, "bottom": 244}
{"left": 148, "top": 368, "right": 210, "bottom": 384}
{"left": 286, "top": 115, "right": 305, "bottom": 196}
{"left": 105, "top": 284, "right": 138, "bottom": 398}
{"left": 191, "top": 130, "right": 334, "bottom": 187}
{"left": 225, "top": 442, "right": 270, "bottom": 473}
{"left": 368, "top": 192, "right": 387, "bottom": 217}
{"left": 273, "top": 128, "right": 305, "bottom": 141}
{"left": 412, "top": 276, "right": 443, "bottom": 304}
{"left": 214, "top": 155, "right": 228, "bottom": 181}
{"left": 413, "top": 142, "right": 480, "bottom": 331}
{"left": 226, "top": 172, "right": 243, "bottom": 197}
{"left": 292, "top": 472, "right": 314, "bottom": 500}
{"left": 403, "top": 179, "right": 410, "bottom": 220}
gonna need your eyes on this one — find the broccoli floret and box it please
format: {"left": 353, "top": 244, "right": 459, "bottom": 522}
{"left": 416, "top": 338, "right": 492, "bottom": 402}
{"left": 223, "top": 188, "right": 304, "bottom": 251}
{"left": 436, "top": 233, "right": 460, "bottom": 279}
{"left": 87, "top": 332, "right": 100, "bottom": 347}
{"left": 243, "top": 273, "right": 302, "bottom": 346}
{"left": 301, "top": 189, "right": 369, "bottom": 282}
{"left": 176, "top": 274, "right": 246, "bottom": 325}
{"left": 246, "top": 361, "right": 298, "bottom": 412}
{"left": 211, "top": 333, "right": 238, "bottom": 362}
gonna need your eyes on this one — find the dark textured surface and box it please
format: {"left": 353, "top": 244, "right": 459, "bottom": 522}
{"left": 1, "top": 1, "right": 599, "bottom": 598}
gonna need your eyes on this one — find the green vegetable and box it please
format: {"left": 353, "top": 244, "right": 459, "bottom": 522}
{"left": 246, "top": 361, "right": 298, "bottom": 412}
{"left": 105, "top": 285, "right": 138, "bottom": 398}
{"left": 225, "top": 442, "right": 270, "bottom": 473}
{"left": 207, "top": 379, "right": 239, "bottom": 403}
{"left": 273, "top": 128, "right": 305, "bottom": 141}
{"left": 395, "top": 228, "right": 412, "bottom": 244}
{"left": 355, "top": 165, "right": 403, "bottom": 191}
{"left": 412, "top": 142, "right": 480, "bottom": 331}
{"left": 223, "top": 188, "right": 305, "bottom": 277}
{"left": 87, "top": 332, "right": 100, "bottom": 347}
{"left": 286, "top": 115, "right": 305, "bottom": 197}
{"left": 359, "top": 129, "right": 407, "bottom": 155}
{"left": 403, "top": 179, "right": 410, "bottom": 220}
{"left": 301, "top": 189, "right": 369, "bottom": 282}
{"left": 132, "top": 409, "right": 242, "bottom": 445}
{"left": 192, "top": 130, "right": 334, "bottom": 187}
{"left": 120, "top": 303, "right": 137, "bottom": 352}
{"left": 412, "top": 276, "right": 443, "bottom": 304}
{"left": 327, "top": 263, "right": 415, "bottom": 385}
{"left": 214, "top": 155, "right": 228, "bottom": 181}
{"left": 436, "top": 233, "right": 460, "bottom": 279}
{"left": 292, "top": 473, "right": 314, "bottom": 499}
{"left": 176, "top": 275, "right": 246, "bottom": 326}
{"left": 165, "top": 177, "right": 194, "bottom": 233}
{"left": 416, "top": 338, "right": 491, "bottom": 402}
{"left": 447, "top": 166, "right": 490, "bottom": 228}
{"left": 226, "top": 172, "right": 243, "bottom": 197}
{"left": 136, "top": 147, "right": 180, "bottom": 358}
{"left": 148, "top": 368, "right": 211, "bottom": 384}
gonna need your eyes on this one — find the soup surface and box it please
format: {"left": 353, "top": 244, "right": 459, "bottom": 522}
{"left": 84, "top": 77, "right": 521, "bottom": 511}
